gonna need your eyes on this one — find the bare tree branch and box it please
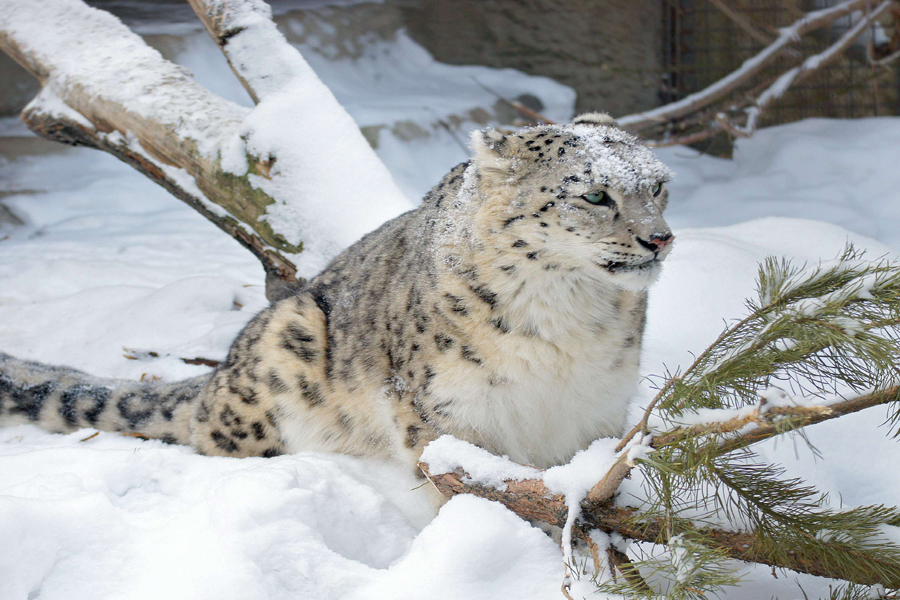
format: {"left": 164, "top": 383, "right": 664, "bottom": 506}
{"left": 706, "top": 0, "right": 775, "bottom": 46}
{"left": 736, "top": 1, "right": 894, "bottom": 136}
{"left": 618, "top": 0, "right": 873, "bottom": 132}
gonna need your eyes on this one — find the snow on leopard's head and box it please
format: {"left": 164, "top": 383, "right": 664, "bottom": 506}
{"left": 468, "top": 113, "right": 676, "bottom": 291}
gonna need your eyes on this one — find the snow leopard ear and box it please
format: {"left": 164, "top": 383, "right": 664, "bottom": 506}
{"left": 573, "top": 112, "right": 620, "bottom": 129}
{"left": 470, "top": 128, "right": 515, "bottom": 178}
{"left": 470, "top": 128, "right": 509, "bottom": 155}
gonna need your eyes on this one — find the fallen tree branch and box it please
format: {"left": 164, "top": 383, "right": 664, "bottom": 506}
{"left": 421, "top": 463, "right": 900, "bottom": 586}
{"left": 1, "top": 0, "right": 412, "bottom": 296}
{"left": 420, "top": 386, "right": 900, "bottom": 586}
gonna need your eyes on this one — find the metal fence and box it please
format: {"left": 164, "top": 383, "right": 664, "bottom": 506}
{"left": 661, "top": 0, "right": 898, "bottom": 128}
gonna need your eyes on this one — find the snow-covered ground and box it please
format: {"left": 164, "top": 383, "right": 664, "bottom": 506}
{"left": 2, "top": 12, "right": 900, "bottom": 599}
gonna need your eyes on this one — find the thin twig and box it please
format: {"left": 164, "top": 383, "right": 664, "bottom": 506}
{"left": 645, "top": 127, "right": 719, "bottom": 148}
{"left": 616, "top": 310, "right": 761, "bottom": 454}
{"left": 608, "top": 547, "right": 653, "bottom": 594}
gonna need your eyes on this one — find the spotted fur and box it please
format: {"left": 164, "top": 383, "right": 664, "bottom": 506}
{"left": 0, "top": 114, "right": 675, "bottom": 494}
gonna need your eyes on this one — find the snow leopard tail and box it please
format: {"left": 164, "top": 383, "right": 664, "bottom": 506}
{"left": 0, "top": 352, "right": 210, "bottom": 445}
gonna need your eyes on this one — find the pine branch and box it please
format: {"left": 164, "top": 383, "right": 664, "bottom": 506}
{"left": 653, "top": 385, "right": 900, "bottom": 453}
{"left": 421, "top": 463, "right": 900, "bottom": 587}
{"left": 587, "top": 385, "right": 899, "bottom": 509}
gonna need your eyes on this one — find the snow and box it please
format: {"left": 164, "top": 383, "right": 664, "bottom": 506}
{"left": 172, "top": 13, "right": 575, "bottom": 202}
{"left": 419, "top": 436, "right": 542, "bottom": 490}
{"left": 542, "top": 439, "right": 620, "bottom": 571}
{"left": 3, "top": 14, "right": 900, "bottom": 598}
{"left": 1, "top": 0, "right": 248, "bottom": 157}
{"left": 565, "top": 123, "right": 674, "bottom": 195}
{"left": 201, "top": 0, "right": 416, "bottom": 274}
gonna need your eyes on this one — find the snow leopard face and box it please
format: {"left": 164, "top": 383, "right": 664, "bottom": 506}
{"left": 471, "top": 113, "right": 675, "bottom": 291}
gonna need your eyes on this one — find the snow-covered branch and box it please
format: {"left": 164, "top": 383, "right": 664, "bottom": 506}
{"left": 617, "top": 0, "right": 878, "bottom": 132}
{"left": 737, "top": 1, "right": 894, "bottom": 136}
{"left": 654, "top": 385, "right": 899, "bottom": 452}
{"left": 187, "top": 0, "right": 330, "bottom": 105}
{"left": 420, "top": 387, "right": 900, "bottom": 587}
{"left": 0, "top": 0, "right": 302, "bottom": 284}
{"left": 0, "top": 0, "right": 413, "bottom": 293}
{"left": 420, "top": 460, "right": 899, "bottom": 586}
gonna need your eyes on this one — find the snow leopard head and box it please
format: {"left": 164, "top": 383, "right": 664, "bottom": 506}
{"left": 469, "top": 112, "right": 676, "bottom": 291}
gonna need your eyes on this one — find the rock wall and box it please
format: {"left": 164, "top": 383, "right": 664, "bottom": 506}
{"left": 395, "top": 0, "right": 664, "bottom": 117}
{"left": 0, "top": 0, "right": 664, "bottom": 120}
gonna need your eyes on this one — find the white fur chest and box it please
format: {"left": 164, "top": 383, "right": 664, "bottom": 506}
{"left": 431, "top": 273, "right": 644, "bottom": 468}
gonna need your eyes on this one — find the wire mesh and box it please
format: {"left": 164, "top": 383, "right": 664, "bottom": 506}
{"left": 661, "top": 0, "right": 899, "bottom": 127}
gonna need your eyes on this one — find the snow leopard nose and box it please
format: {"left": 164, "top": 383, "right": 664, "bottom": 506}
{"left": 636, "top": 233, "right": 675, "bottom": 252}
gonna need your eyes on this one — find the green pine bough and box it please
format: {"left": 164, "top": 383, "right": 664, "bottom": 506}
{"left": 609, "top": 246, "right": 900, "bottom": 598}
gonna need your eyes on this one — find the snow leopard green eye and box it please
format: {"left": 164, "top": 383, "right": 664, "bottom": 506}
{"left": 652, "top": 183, "right": 663, "bottom": 197}
{"left": 582, "top": 191, "right": 612, "bottom": 207}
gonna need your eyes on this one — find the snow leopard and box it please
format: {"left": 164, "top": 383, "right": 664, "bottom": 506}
{"left": 0, "top": 113, "right": 674, "bottom": 482}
